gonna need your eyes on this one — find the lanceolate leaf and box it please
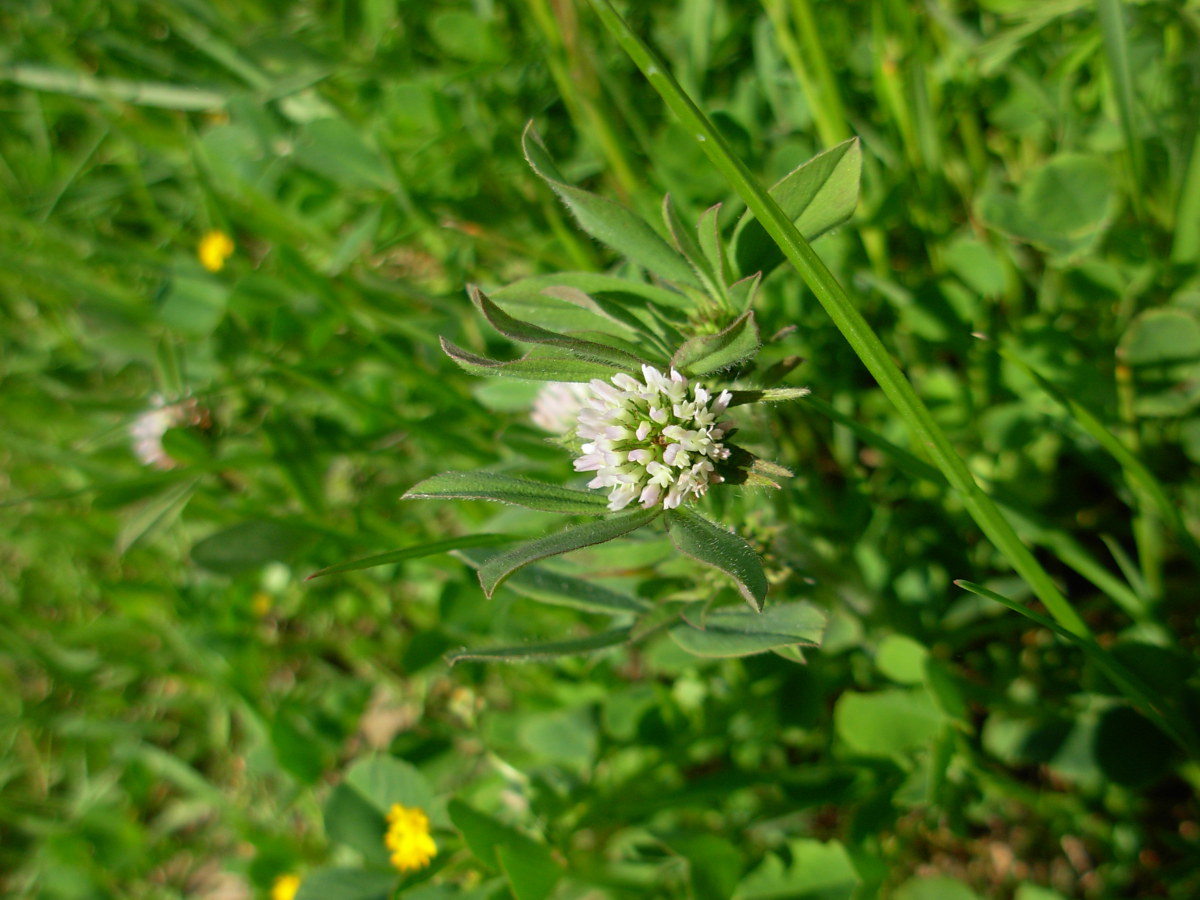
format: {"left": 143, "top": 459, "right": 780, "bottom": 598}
{"left": 538, "top": 285, "right": 682, "bottom": 358}
{"left": 445, "top": 627, "right": 633, "bottom": 665}
{"left": 404, "top": 471, "right": 610, "bottom": 515}
{"left": 671, "top": 310, "right": 760, "bottom": 377}
{"left": 664, "top": 506, "right": 768, "bottom": 610}
{"left": 663, "top": 193, "right": 716, "bottom": 287}
{"left": 440, "top": 336, "right": 617, "bottom": 382}
{"left": 728, "top": 272, "right": 761, "bottom": 314}
{"left": 470, "top": 286, "right": 645, "bottom": 370}
{"left": 522, "top": 123, "right": 700, "bottom": 288}
{"left": 479, "top": 508, "right": 660, "bottom": 598}
{"left": 697, "top": 203, "right": 730, "bottom": 288}
{"left": 305, "top": 534, "right": 509, "bottom": 580}
{"left": 725, "top": 386, "right": 812, "bottom": 407}
{"left": 492, "top": 271, "right": 693, "bottom": 312}
{"left": 670, "top": 601, "right": 826, "bottom": 657}
{"left": 454, "top": 546, "right": 651, "bottom": 614}
{"left": 731, "top": 137, "right": 862, "bottom": 279}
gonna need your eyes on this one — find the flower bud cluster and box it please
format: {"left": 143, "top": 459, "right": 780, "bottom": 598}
{"left": 574, "top": 365, "right": 733, "bottom": 511}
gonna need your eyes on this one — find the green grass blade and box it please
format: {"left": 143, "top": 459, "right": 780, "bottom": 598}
{"left": 955, "top": 580, "right": 1197, "bottom": 756}
{"left": 1171, "top": 125, "right": 1200, "bottom": 263}
{"left": 2, "top": 64, "right": 226, "bottom": 110}
{"left": 802, "top": 394, "right": 1149, "bottom": 619}
{"left": 999, "top": 343, "right": 1200, "bottom": 572}
{"left": 589, "top": 0, "right": 1090, "bottom": 638}
{"left": 1096, "top": 0, "right": 1144, "bottom": 213}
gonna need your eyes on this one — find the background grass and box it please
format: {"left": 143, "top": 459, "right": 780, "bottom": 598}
{"left": 3, "top": 0, "right": 1200, "bottom": 897}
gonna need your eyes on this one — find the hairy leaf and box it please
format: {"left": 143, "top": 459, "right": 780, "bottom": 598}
{"left": 664, "top": 506, "right": 768, "bottom": 610}
{"left": 446, "top": 627, "right": 633, "bottom": 665}
{"left": 731, "top": 138, "right": 862, "bottom": 278}
{"left": 670, "top": 601, "right": 825, "bottom": 658}
{"left": 470, "top": 286, "right": 645, "bottom": 370}
{"left": 523, "top": 123, "right": 700, "bottom": 287}
{"left": 671, "top": 310, "right": 760, "bottom": 377}
{"left": 306, "top": 534, "right": 509, "bottom": 580}
{"left": 441, "top": 336, "right": 617, "bottom": 382}
{"left": 404, "top": 471, "right": 610, "bottom": 515}
{"left": 725, "top": 386, "right": 811, "bottom": 407}
{"left": 479, "top": 508, "right": 660, "bottom": 597}
{"left": 454, "top": 547, "right": 650, "bottom": 614}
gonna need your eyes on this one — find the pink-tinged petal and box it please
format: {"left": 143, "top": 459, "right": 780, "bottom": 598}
{"left": 639, "top": 483, "right": 662, "bottom": 507}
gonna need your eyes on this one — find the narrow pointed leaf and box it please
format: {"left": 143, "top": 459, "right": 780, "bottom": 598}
{"left": 523, "top": 123, "right": 700, "bottom": 287}
{"left": 728, "top": 271, "right": 761, "bottom": 313}
{"left": 454, "top": 546, "right": 650, "bottom": 613}
{"left": 538, "top": 286, "right": 682, "bottom": 358}
{"left": 305, "top": 534, "right": 508, "bottom": 580}
{"left": 479, "top": 508, "right": 659, "bottom": 598}
{"left": 663, "top": 193, "right": 716, "bottom": 285}
{"left": 492, "top": 271, "right": 693, "bottom": 312}
{"left": 725, "top": 386, "right": 811, "bottom": 407}
{"left": 665, "top": 506, "right": 768, "bottom": 610}
{"left": 441, "top": 336, "right": 617, "bottom": 382}
{"left": 731, "top": 138, "right": 862, "bottom": 278}
{"left": 670, "top": 601, "right": 826, "bottom": 657}
{"left": 671, "top": 310, "right": 760, "bottom": 376}
{"left": 540, "top": 285, "right": 649, "bottom": 337}
{"left": 446, "top": 627, "right": 633, "bottom": 665}
{"left": 470, "top": 286, "right": 645, "bottom": 370}
{"left": 404, "top": 471, "right": 610, "bottom": 515}
{"left": 999, "top": 343, "right": 1200, "bottom": 570}
{"left": 955, "top": 580, "right": 1196, "bottom": 754}
{"left": 697, "top": 203, "right": 730, "bottom": 287}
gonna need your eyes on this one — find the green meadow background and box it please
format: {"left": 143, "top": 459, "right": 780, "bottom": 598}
{"left": 3, "top": 0, "right": 1200, "bottom": 897}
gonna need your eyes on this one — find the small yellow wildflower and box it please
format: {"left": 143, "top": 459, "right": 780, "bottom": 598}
{"left": 384, "top": 803, "right": 437, "bottom": 873}
{"left": 270, "top": 874, "right": 301, "bottom": 900}
{"left": 198, "top": 230, "right": 235, "bottom": 272}
{"left": 251, "top": 591, "right": 273, "bottom": 617}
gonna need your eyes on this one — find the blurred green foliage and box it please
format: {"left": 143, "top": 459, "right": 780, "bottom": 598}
{"left": 2, "top": 0, "right": 1200, "bottom": 898}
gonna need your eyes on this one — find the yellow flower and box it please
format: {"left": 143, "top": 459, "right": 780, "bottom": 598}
{"left": 198, "top": 230, "right": 235, "bottom": 272}
{"left": 384, "top": 803, "right": 437, "bottom": 873}
{"left": 251, "top": 591, "right": 273, "bottom": 617}
{"left": 270, "top": 874, "right": 301, "bottom": 900}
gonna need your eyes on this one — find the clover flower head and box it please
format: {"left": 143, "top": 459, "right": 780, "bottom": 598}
{"left": 129, "top": 395, "right": 203, "bottom": 470}
{"left": 574, "top": 364, "right": 733, "bottom": 511}
{"left": 384, "top": 803, "right": 437, "bottom": 874}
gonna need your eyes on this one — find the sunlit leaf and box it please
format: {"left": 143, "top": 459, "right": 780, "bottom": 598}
{"left": 664, "top": 506, "right": 767, "bottom": 610}
{"left": 731, "top": 138, "right": 862, "bottom": 279}
{"left": 670, "top": 311, "right": 760, "bottom": 377}
{"left": 670, "top": 601, "right": 825, "bottom": 657}
{"left": 306, "top": 534, "right": 508, "bottom": 580}
{"left": 404, "top": 471, "right": 610, "bottom": 515}
{"left": 441, "top": 336, "right": 618, "bottom": 382}
{"left": 470, "top": 286, "right": 646, "bottom": 371}
{"left": 523, "top": 123, "right": 699, "bottom": 287}
{"left": 479, "top": 509, "right": 659, "bottom": 598}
